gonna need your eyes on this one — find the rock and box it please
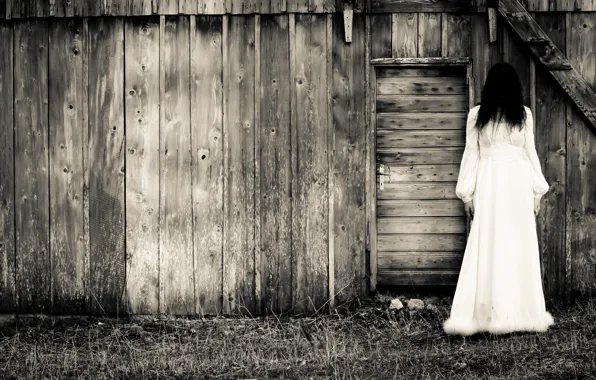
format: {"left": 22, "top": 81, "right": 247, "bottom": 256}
{"left": 406, "top": 298, "right": 425, "bottom": 310}
{"left": 426, "top": 304, "right": 439, "bottom": 313}
{"left": 423, "top": 296, "right": 441, "bottom": 306}
{"left": 389, "top": 298, "right": 404, "bottom": 310}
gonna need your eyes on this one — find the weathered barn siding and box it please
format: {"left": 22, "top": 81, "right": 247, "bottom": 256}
{"left": 0, "top": 7, "right": 595, "bottom": 315}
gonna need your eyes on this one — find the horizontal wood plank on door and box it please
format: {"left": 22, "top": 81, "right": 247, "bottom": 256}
{"left": 377, "top": 129, "right": 464, "bottom": 148}
{"left": 377, "top": 147, "right": 464, "bottom": 164}
{"left": 375, "top": 67, "right": 466, "bottom": 79}
{"left": 387, "top": 163, "right": 460, "bottom": 182}
{"left": 378, "top": 252, "right": 464, "bottom": 269}
{"left": 376, "top": 112, "right": 466, "bottom": 130}
{"left": 378, "top": 233, "right": 467, "bottom": 251}
{"left": 371, "top": 0, "right": 474, "bottom": 12}
{"left": 376, "top": 77, "right": 466, "bottom": 95}
{"left": 377, "top": 270, "right": 459, "bottom": 286}
{"left": 377, "top": 216, "right": 466, "bottom": 234}
{"left": 376, "top": 94, "right": 467, "bottom": 113}
{"left": 377, "top": 199, "right": 464, "bottom": 217}
{"left": 377, "top": 182, "right": 457, "bottom": 200}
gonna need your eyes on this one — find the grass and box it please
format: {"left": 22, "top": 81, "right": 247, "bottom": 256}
{"left": 0, "top": 294, "right": 595, "bottom": 380}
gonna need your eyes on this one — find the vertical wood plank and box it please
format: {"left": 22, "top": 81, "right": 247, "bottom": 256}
{"left": 191, "top": 15, "right": 224, "bottom": 316}
{"left": 0, "top": 21, "right": 15, "bottom": 313}
{"left": 127, "top": 0, "right": 153, "bottom": 15}
{"left": 418, "top": 13, "right": 441, "bottom": 57}
{"left": 52, "top": 0, "right": 83, "bottom": 16}
{"left": 533, "top": 13, "right": 567, "bottom": 301}
{"left": 14, "top": 20, "right": 50, "bottom": 313}
{"left": 442, "top": 14, "right": 471, "bottom": 56}
{"left": 332, "top": 13, "right": 367, "bottom": 307}
{"left": 501, "top": 24, "right": 531, "bottom": 105}
{"left": 392, "top": 13, "right": 417, "bottom": 58}
{"left": 124, "top": 17, "right": 160, "bottom": 314}
{"left": 254, "top": 14, "right": 261, "bottom": 315}
{"left": 87, "top": 18, "right": 126, "bottom": 315}
{"left": 222, "top": 15, "right": 256, "bottom": 315}
{"left": 228, "top": 0, "right": 255, "bottom": 13}
{"left": 566, "top": 12, "right": 596, "bottom": 299}
{"left": 259, "top": 14, "right": 291, "bottom": 314}
{"left": 179, "top": 0, "right": 198, "bottom": 13}
{"left": 83, "top": 0, "right": 102, "bottom": 16}
{"left": 201, "top": 0, "right": 226, "bottom": 13}
{"left": 326, "top": 13, "right": 334, "bottom": 310}
{"left": 155, "top": 0, "right": 178, "bottom": 14}
{"left": 160, "top": 16, "right": 195, "bottom": 315}
{"left": 526, "top": 0, "right": 549, "bottom": 11}
{"left": 81, "top": 18, "right": 90, "bottom": 313}
{"left": 102, "top": 0, "right": 126, "bottom": 15}
{"left": 287, "top": 0, "right": 308, "bottom": 12}
{"left": 49, "top": 19, "right": 86, "bottom": 314}
{"left": 259, "top": 0, "right": 286, "bottom": 13}
{"left": 472, "top": 13, "right": 501, "bottom": 104}
{"left": 310, "top": 0, "right": 333, "bottom": 12}
{"left": 370, "top": 14, "right": 392, "bottom": 59}
{"left": 291, "top": 14, "right": 329, "bottom": 315}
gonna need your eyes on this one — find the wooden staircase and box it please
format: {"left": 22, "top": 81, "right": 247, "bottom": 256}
{"left": 498, "top": 0, "right": 596, "bottom": 132}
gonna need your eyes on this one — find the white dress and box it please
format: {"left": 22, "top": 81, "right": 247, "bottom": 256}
{"left": 443, "top": 105, "right": 555, "bottom": 336}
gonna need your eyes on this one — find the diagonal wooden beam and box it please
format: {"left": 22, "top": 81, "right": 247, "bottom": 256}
{"left": 499, "top": 0, "right": 596, "bottom": 133}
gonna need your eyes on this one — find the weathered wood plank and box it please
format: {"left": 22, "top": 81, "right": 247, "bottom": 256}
{"left": 309, "top": 0, "right": 333, "bottom": 12}
{"left": 377, "top": 199, "right": 465, "bottom": 216}
{"left": 127, "top": 0, "right": 153, "bottom": 15}
{"left": 377, "top": 77, "right": 466, "bottom": 95}
{"left": 418, "top": 13, "right": 441, "bottom": 57}
{"left": 291, "top": 14, "right": 329, "bottom": 315}
{"left": 0, "top": 21, "right": 15, "bottom": 313}
{"left": 378, "top": 233, "right": 467, "bottom": 251}
{"left": 526, "top": 0, "right": 548, "bottom": 11}
{"left": 103, "top": 0, "right": 126, "bottom": 15}
{"left": 87, "top": 18, "right": 126, "bottom": 315}
{"left": 566, "top": 12, "right": 596, "bottom": 298}
{"left": 258, "top": 15, "right": 291, "bottom": 314}
{"left": 377, "top": 182, "right": 458, "bottom": 200}
{"left": 124, "top": 17, "right": 160, "bottom": 314}
{"left": 332, "top": 12, "right": 367, "bottom": 307}
{"left": 377, "top": 112, "right": 466, "bottom": 130}
{"left": 370, "top": 14, "right": 392, "bottom": 59}
{"left": 287, "top": 0, "right": 308, "bottom": 11}
{"left": 179, "top": 0, "right": 198, "bottom": 13}
{"left": 502, "top": 24, "right": 531, "bottom": 105}
{"left": 154, "top": 0, "right": 178, "bottom": 14}
{"left": 223, "top": 15, "right": 257, "bottom": 315}
{"left": 533, "top": 13, "right": 567, "bottom": 301}
{"left": 472, "top": 13, "right": 501, "bottom": 104}
{"left": 387, "top": 164, "right": 460, "bottom": 182}
{"left": 159, "top": 16, "right": 194, "bottom": 315}
{"left": 201, "top": 0, "right": 226, "bottom": 13}
{"left": 52, "top": 0, "right": 84, "bottom": 16}
{"left": 376, "top": 94, "right": 467, "bottom": 113}
{"left": 227, "top": 0, "right": 256, "bottom": 13}
{"left": 377, "top": 129, "right": 465, "bottom": 148}
{"left": 49, "top": 19, "right": 86, "bottom": 314}
{"left": 14, "top": 20, "right": 50, "bottom": 313}
{"left": 378, "top": 217, "right": 466, "bottom": 234}
{"left": 82, "top": 0, "right": 102, "bottom": 16}
{"left": 442, "top": 13, "right": 471, "bottom": 56}
{"left": 191, "top": 15, "right": 224, "bottom": 316}
{"left": 375, "top": 66, "right": 467, "bottom": 78}
{"left": 377, "top": 147, "right": 463, "bottom": 164}
{"left": 377, "top": 270, "right": 459, "bottom": 286}
{"left": 378, "top": 252, "right": 464, "bottom": 269}
{"left": 371, "top": 0, "right": 474, "bottom": 12}
{"left": 392, "top": 13, "right": 417, "bottom": 58}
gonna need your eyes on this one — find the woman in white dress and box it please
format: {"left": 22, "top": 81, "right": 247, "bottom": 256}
{"left": 443, "top": 62, "right": 555, "bottom": 336}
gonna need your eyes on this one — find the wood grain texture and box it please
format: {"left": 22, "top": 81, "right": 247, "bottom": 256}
{"left": 418, "top": 13, "right": 441, "bottom": 57}
{"left": 377, "top": 129, "right": 465, "bottom": 148}
{"left": 14, "top": 20, "right": 50, "bottom": 313}
{"left": 378, "top": 217, "right": 466, "bottom": 234}
{"left": 377, "top": 112, "right": 466, "bottom": 130}
{"left": 377, "top": 199, "right": 465, "bottom": 217}
{"left": 392, "top": 13, "right": 417, "bottom": 58}
{"left": 376, "top": 147, "right": 464, "bottom": 164}
{"left": 179, "top": 0, "right": 198, "bottom": 13}
{"left": 127, "top": 0, "right": 153, "bottom": 15}
{"left": 82, "top": 0, "right": 102, "bottom": 16}
{"left": 192, "top": 15, "right": 224, "bottom": 316}
{"left": 371, "top": 0, "right": 474, "bottom": 12}
{"left": 291, "top": 14, "right": 329, "bottom": 315}
{"left": 201, "top": 0, "right": 226, "bottom": 13}
{"left": 533, "top": 13, "right": 567, "bottom": 301}
{"left": 287, "top": 0, "right": 308, "bottom": 12}
{"left": 52, "top": 0, "right": 84, "bottom": 16}
{"left": 87, "top": 18, "right": 126, "bottom": 315}
{"left": 259, "top": 15, "right": 292, "bottom": 315}
{"left": 124, "top": 17, "right": 160, "bottom": 314}
{"left": 378, "top": 233, "right": 467, "bottom": 251}
{"left": 376, "top": 182, "right": 458, "bottom": 200}
{"left": 377, "top": 270, "right": 459, "bottom": 286}
{"left": 566, "top": 12, "right": 596, "bottom": 298}
{"left": 472, "top": 13, "right": 501, "bottom": 104}
{"left": 49, "top": 19, "right": 86, "bottom": 314}
{"left": 332, "top": 12, "right": 367, "bottom": 307}
{"left": 370, "top": 14, "right": 392, "bottom": 59}
{"left": 159, "top": 16, "right": 195, "bottom": 315}
{"left": 376, "top": 66, "right": 466, "bottom": 78}
{"left": 223, "top": 15, "right": 257, "bottom": 315}
{"left": 376, "top": 94, "right": 467, "bottom": 113}
{"left": 155, "top": 0, "right": 179, "bottom": 14}
{"left": 377, "top": 77, "right": 466, "bottom": 95}
{"left": 502, "top": 25, "right": 531, "bottom": 105}
{"left": 227, "top": 0, "right": 256, "bottom": 13}
{"left": 387, "top": 164, "right": 460, "bottom": 182}
{"left": 0, "top": 21, "right": 15, "bottom": 313}
{"left": 441, "top": 14, "right": 471, "bottom": 56}
{"left": 378, "top": 252, "right": 463, "bottom": 269}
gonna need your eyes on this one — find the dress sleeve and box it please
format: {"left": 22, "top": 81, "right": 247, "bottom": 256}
{"left": 455, "top": 106, "right": 480, "bottom": 204}
{"left": 522, "top": 108, "right": 550, "bottom": 200}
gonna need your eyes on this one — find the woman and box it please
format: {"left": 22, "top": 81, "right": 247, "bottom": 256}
{"left": 443, "top": 63, "right": 554, "bottom": 336}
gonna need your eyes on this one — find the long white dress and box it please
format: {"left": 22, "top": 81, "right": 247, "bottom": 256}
{"left": 443, "top": 105, "right": 555, "bottom": 336}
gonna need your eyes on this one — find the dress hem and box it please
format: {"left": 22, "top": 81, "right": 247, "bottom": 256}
{"left": 443, "top": 312, "right": 555, "bottom": 336}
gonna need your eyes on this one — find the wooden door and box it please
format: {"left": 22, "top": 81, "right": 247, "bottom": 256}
{"left": 374, "top": 64, "right": 471, "bottom": 287}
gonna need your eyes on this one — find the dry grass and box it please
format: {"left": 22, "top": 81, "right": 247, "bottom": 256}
{"left": 0, "top": 296, "right": 595, "bottom": 380}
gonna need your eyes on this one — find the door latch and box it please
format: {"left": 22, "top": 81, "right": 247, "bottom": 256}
{"left": 377, "top": 163, "right": 390, "bottom": 192}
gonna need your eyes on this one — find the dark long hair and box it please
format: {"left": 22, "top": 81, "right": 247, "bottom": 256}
{"left": 475, "top": 62, "right": 526, "bottom": 132}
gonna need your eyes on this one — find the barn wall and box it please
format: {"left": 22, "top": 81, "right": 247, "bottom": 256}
{"left": 0, "top": 10, "right": 595, "bottom": 316}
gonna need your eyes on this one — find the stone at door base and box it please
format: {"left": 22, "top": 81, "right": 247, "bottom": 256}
{"left": 406, "top": 298, "right": 425, "bottom": 310}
